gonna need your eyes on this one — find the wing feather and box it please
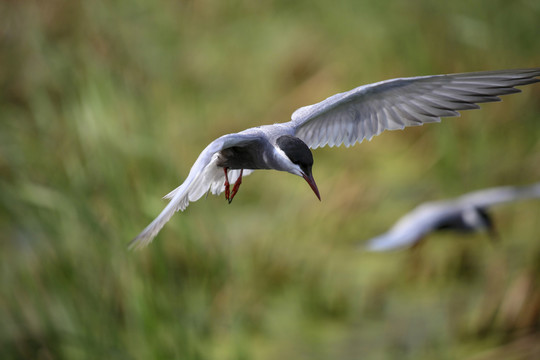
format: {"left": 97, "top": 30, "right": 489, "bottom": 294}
{"left": 365, "top": 202, "right": 452, "bottom": 251}
{"left": 288, "top": 68, "right": 540, "bottom": 149}
{"left": 456, "top": 182, "right": 540, "bottom": 208}
{"left": 365, "top": 182, "right": 540, "bottom": 251}
{"left": 130, "top": 134, "right": 259, "bottom": 249}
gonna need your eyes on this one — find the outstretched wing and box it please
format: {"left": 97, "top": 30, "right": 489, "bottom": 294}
{"left": 129, "top": 134, "right": 261, "bottom": 249}
{"left": 365, "top": 182, "right": 540, "bottom": 251}
{"left": 288, "top": 68, "right": 540, "bottom": 149}
{"left": 456, "top": 182, "right": 540, "bottom": 208}
{"left": 364, "top": 202, "right": 456, "bottom": 251}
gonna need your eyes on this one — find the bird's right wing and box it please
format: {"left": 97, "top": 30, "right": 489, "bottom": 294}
{"left": 129, "top": 133, "right": 261, "bottom": 249}
{"left": 365, "top": 202, "right": 452, "bottom": 251}
{"left": 288, "top": 68, "right": 540, "bottom": 149}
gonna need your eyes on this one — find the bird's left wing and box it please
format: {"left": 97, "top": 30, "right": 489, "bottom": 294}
{"left": 288, "top": 68, "right": 540, "bottom": 149}
{"left": 456, "top": 182, "right": 540, "bottom": 208}
{"left": 365, "top": 202, "right": 455, "bottom": 251}
{"left": 129, "top": 133, "right": 260, "bottom": 249}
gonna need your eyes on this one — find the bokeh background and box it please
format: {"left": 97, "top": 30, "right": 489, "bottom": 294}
{"left": 1, "top": 0, "right": 540, "bottom": 359}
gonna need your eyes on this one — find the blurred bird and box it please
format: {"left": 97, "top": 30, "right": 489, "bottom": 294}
{"left": 365, "top": 182, "right": 540, "bottom": 251}
{"left": 131, "top": 68, "right": 540, "bottom": 249}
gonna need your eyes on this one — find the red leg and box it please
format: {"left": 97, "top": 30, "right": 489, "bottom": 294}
{"left": 223, "top": 168, "right": 230, "bottom": 201}
{"left": 229, "top": 169, "right": 243, "bottom": 204}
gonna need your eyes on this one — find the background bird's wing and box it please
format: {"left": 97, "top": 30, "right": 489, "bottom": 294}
{"left": 366, "top": 182, "right": 540, "bottom": 251}
{"left": 288, "top": 68, "right": 540, "bottom": 149}
{"left": 129, "top": 134, "right": 261, "bottom": 249}
{"left": 365, "top": 202, "right": 456, "bottom": 251}
{"left": 456, "top": 182, "right": 540, "bottom": 208}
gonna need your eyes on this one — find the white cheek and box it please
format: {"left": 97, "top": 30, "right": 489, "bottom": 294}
{"left": 463, "top": 208, "right": 483, "bottom": 229}
{"left": 273, "top": 147, "right": 288, "bottom": 161}
{"left": 273, "top": 147, "right": 302, "bottom": 175}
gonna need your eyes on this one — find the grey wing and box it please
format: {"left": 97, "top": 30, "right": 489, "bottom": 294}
{"left": 456, "top": 182, "right": 540, "bottom": 209}
{"left": 288, "top": 68, "right": 540, "bottom": 149}
{"left": 365, "top": 202, "right": 454, "bottom": 251}
{"left": 129, "top": 133, "right": 259, "bottom": 249}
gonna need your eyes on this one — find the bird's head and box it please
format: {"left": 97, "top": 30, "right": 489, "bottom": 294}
{"left": 476, "top": 207, "right": 499, "bottom": 242}
{"left": 276, "top": 135, "right": 320, "bottom": 200}
{"left": 463, "top": 207, "right": 499, "bottom": 241}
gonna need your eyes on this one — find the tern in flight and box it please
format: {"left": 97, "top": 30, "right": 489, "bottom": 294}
{"left": 365, "top": 182, "right": 540, "bottom": 252}
{"left": 131, "top": 68, "right": 540, "bottom": 249}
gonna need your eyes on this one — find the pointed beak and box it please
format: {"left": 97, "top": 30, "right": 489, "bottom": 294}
{"left": 302, "top": 171, "right": 321, "bottom": 201}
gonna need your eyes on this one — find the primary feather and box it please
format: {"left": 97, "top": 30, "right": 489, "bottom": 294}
{"left": 289, "top": 68, "right": 540, "bottom": 148}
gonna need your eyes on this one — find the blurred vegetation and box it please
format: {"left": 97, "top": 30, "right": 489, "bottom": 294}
{"left": 1, "top": 0, "right": 540, "bottom": 359}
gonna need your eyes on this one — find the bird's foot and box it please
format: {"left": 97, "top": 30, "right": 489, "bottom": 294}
{"left": 228, "top": 169, "right": 243, "bottom": 204}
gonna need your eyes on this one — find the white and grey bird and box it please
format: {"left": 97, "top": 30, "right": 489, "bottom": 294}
{"left": 365, "top": 182, "right": 540, "bottom": 252}
{"left": 131, "top": 68, "right": 540, "bottom": 249}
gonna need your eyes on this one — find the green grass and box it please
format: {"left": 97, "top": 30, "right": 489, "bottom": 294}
{"left": 1, "top": 0, "right": 540, "bottom": 359}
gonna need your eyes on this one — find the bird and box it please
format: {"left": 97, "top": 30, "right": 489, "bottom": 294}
{"left": 130, "top": 68, "right": 540, "bottom": 249}
{"left": 364, "top": 182, "right": 540, "bottom": 252}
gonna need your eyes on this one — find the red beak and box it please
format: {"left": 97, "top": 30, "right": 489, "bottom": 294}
{"left": 302, "top": 172, "right": 321, "bottom": 201}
